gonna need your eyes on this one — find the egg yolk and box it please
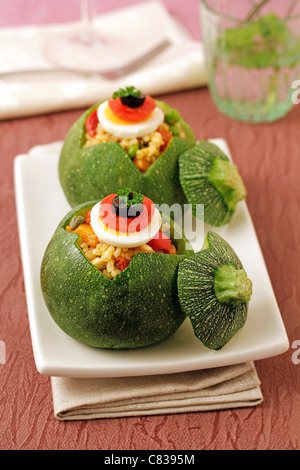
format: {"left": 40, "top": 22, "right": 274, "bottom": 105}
{"left": 105, "top": 103, "right": 153, "bottom": 125}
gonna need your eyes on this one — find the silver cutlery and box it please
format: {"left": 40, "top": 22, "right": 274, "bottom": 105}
{"left": 0, "top": 39, "right": 171, "bottom": 81}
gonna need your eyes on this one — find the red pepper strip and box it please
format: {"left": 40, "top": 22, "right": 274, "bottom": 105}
{"left": 116, "top": 256, "right": 130, "bottom": 271}
{"left": 99, "top": 193, "right": 155, "bottom": 233}
{"left": 108, "top": 95, "right": 156, "bottom": 122}
{"left": 85, "top": 209, "right": 92, "bottom": 225}
{"left": 147, "top": 231, "right": 171, "bottom": 251}
{"left": 168, "top": 244, "right": 176, "bottom": 255}
{"left": 157, "top": 126, "right": 173, "bottom": 152}
{"left": 85, "top": 109, "right": 99, "bottom": 137}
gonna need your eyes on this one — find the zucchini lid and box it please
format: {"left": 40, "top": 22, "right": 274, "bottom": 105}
{"left": 177, "top": 231, "right": 252, "bottom": 350}
{"left": 179, "top": 140, "right": 247, "bottom": 227}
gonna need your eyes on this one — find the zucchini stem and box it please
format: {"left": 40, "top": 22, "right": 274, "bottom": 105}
{"left": 214, "top": 264, "right": 252, "bottom": 304}
{"left": 209, "top": 158, "right": 247, "bottom": 211}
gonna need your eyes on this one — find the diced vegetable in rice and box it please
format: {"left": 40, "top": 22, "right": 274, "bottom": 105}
{"left": 84, "top": 121, "right": 185, "bottom": 172}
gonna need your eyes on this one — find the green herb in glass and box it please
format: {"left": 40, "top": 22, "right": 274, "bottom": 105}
{"left": 218, "top": 13, "right": 300, "bottom": 69}
{"left": 205, "top": 0, "right": 300, "bottom": 122}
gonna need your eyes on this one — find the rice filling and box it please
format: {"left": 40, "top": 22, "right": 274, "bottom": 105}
{"left": 84, "top": 120, "right": 186, "bottom": 172}
{"left": 66, "top": 214, "right": 176, "bottom": 280}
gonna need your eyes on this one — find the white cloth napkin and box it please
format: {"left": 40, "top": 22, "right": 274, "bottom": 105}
{"left": 0, "top": 1, "right": 206, "bottom": 120}
{"left": 51, "top": 362, "right": 263, "bottom": 420}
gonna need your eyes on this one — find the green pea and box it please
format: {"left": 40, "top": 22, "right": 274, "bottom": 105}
{"left": 165, "top": 109, "right": 181, "bottom": 125}
{"left": 169, "top": 124, "right": 180, "bottom": 136}
{"left": 128, "top": 144, "right": 139, "bottom": 158}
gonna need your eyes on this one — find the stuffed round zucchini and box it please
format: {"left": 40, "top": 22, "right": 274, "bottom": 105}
{"left": 59, "top": 86, "right": 196, "bottom": 209}
{"left": 40, "top": 190, "right": 193, "bottom": 349}
{"left": 59, "top": 86, "right": 247, "bottom": 227}
{"left": 40, "top": 188, "right": 253, "bottom": 351}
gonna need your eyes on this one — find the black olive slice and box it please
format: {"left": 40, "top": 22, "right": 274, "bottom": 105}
{"left": 112, "top": 196, "right": 144, "bottom": 218}
{"left": 120, "top": 94, "right": 146, "bottom": 108}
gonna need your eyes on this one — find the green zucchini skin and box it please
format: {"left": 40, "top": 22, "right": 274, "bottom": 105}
{"left": 179, "top": 141, "right": 247, "bottom": 227}
{"left": 58, "top": 100, "right": 196, "bottom": 208}
{"left": 40, "top": 201, "right": 193, "bottom": 349}
{"left": 177, "top": 231, "right": 251, "bottom": 350}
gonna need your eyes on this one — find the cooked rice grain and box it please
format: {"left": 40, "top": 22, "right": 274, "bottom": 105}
{"left": 84, "top": 121, "right": 185, "bottom": 170}
{"left": 81, "top": 240, "right": 154, "bottom": 279}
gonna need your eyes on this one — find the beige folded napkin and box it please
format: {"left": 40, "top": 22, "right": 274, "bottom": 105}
{"left": 0, "top": 1, "right": 206, "bottom": 120}
{"left": 51, "top": 362, "right": 263, "bottom": 420}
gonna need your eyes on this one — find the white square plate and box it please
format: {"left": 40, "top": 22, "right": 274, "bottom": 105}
{"left": 14, "top": 139, "right": 289, "bottom": 377}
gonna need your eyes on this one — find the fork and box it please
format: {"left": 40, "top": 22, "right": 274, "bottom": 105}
{"left": 0, "top": 39, "right": 171, "bottom": 81}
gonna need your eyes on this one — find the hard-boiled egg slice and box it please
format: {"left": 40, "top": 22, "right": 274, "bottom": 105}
{"left": 97, "top": 101, "right": 164, "bottom": 139}
{"left": 90, "top": 201, "right": 162, "bottom": 248}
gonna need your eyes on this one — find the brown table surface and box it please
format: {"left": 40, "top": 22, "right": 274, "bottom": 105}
{"left": 1, "top": 87, "right": 300, "bottom": 450}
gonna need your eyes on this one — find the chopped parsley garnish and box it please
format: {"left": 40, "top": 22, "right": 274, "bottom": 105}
{"left": 113, "top": 87, "right": 142, "bottom": 100}
{"left": 116, "top": 189, "right": 144, "bottom": 208}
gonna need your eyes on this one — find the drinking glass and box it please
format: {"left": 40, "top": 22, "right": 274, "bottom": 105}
{"left": 44, "top": 0, "right": 128, "bottom": 71}
{"left": 200, "top": 0, "right": 300, "bottom": 122}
